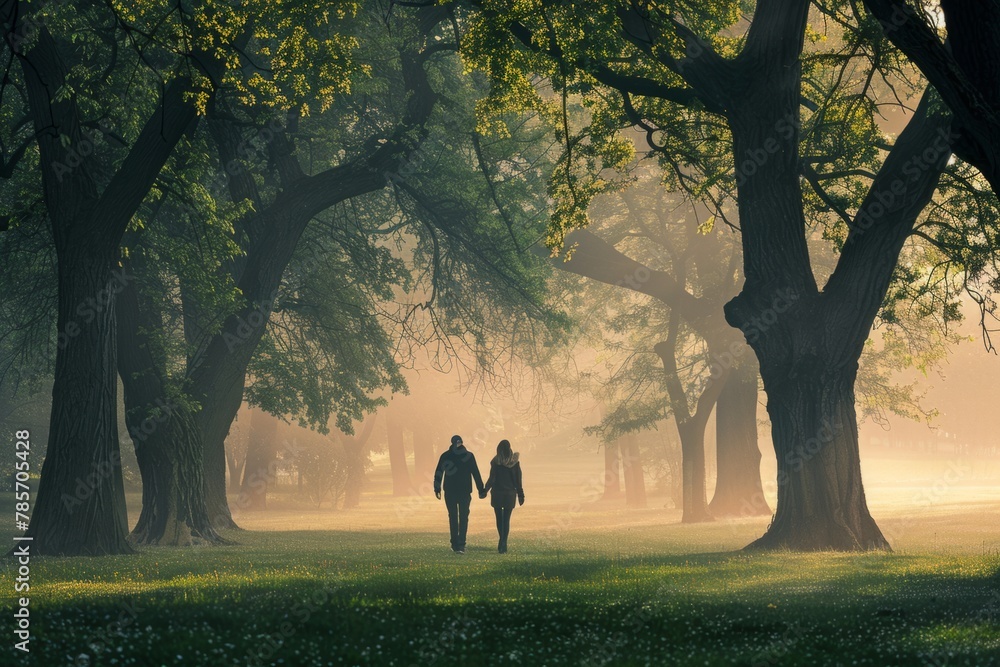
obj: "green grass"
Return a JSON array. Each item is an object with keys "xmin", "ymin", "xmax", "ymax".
[{"xmin": 2, "ymin": 512, "xmax": 999, "ymax": 667}]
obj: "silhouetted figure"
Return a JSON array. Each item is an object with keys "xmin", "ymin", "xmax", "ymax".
[
  {"xmin": 433, "ymin": 435, "xmax": 485, "ymax": 554},
  {"xmin": 481, "ymin": 439, "xmax": 524, "ymax": 554}
]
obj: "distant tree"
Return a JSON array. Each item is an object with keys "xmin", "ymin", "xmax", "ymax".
[{"xmin": 553, "ymin": 181, "xmax": 767, "ymax": 521}]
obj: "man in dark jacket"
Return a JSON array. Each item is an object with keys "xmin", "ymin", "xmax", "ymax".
[{"xmin": 433, "ymin": 435, "xmax": 485, "ymax": 554}]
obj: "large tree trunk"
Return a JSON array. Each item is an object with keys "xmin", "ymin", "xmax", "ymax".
[
  {"xmin": 27, "ymin": 250, "xmax": 133, "ymax": 555},
  {"xmin": 117, "ymin": 258, "xmax": 221, "ymax": 546},
  {"xmin": 620, "ymin": 435, "xmax": 647, "ymax": 508},
  {"xmin": 746, "ymin": 368, "xmax": 887, "ymax": 550},
  {"xmin": 385, "ymin": 410, "xmax": 412, "ymax": 496},
  {"xmin": 710, "ymin": 360, "xmax": 770, "ymax": 517},
  {"xmin": 200, "ymin": 393, "xmax": 244, "ymax": 530},
  {"xmin": 724, "ymin": 69, "xmax": 949, "ymax": 551},
  {"xmin": 602, "ymin": 441, "xmax": 622, "ymax": 500},
  {"xmin": 238, "ymin": 409, "xmax": 280, "ymax": 511},
  {"xmin": 127, "ymin": 406, "xmax": 221, "ymax": 546},
  {"xmin": 8, "ymin": 9, "xmax": 205, "ymax": 555}
]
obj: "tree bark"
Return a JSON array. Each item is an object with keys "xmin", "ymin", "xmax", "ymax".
[
  {"xmin": 27, "ymin": 250, "xmax": 132, "ymax": 555},
  {"xmin": 602, "ymin": 441, "xmax": 622, "ymax": 500},
  {"xmin": 746, "ymin": 369, "xmax": 887, "ymax": 550},
  {"xmin": 126, "ymin": 406, "xmax": 220, "ymax": 546},
  {"xmin": 675, "ymin": 418, "xmax": 710, "ymax": 522},
  {"xmin": 200, "ymin": 383, "xmax": 245, "ymax": 529},
  {"xmin": 385, "ymin": 410, "xmax": 412, "ymax": 496},
  {"xmin": 117, "ymin": 256, "xmax": 221, "ymax": 546},
  {"xmin": 710, "ymin": 360, "xmax": 770, "ymax": 517},
  {"xmin": 238, "ymin": 409, "xmax": 280, "ymax": 511}
]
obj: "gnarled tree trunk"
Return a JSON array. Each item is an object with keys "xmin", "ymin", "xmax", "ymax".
[
  {"xmin": 746, "ymin": 368, "xmax": 885, "ymax": 550},
  {"xmin": 117, "ymin": 257, "xmax": 221, "ymax": 546},
  {"xmin": 724, "ymin": 59, "xmax": 948, "ymax": 550}
]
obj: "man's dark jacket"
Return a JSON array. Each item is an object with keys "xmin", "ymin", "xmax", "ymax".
[{"xmin": 434, "ymin": 443, "xmax": 485, "ymax": 497}]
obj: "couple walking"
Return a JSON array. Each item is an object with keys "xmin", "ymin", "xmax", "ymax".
[{"xmin": 433, "ymin": 435, "xmax": 525, "ymax": 554}]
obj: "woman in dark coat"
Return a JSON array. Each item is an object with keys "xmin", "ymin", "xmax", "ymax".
[{"xmin": 481, "ymin": 440, "xmax": 524, "ymax": 553}]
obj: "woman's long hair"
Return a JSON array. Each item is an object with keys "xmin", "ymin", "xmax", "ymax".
[{"xmin": 494, "ymin": 439, "xmax": 518, "ymax": 467}]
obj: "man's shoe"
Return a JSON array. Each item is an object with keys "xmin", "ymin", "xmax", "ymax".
[{"xmin": 455, "ymin": 548, "xmax": 466, "ymax": 554}]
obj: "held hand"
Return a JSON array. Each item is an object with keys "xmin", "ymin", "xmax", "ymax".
[
  {"xmin": 479, "ymin": 490, "xmax": 487, "ymax": 500},
  {"xmin": 435, "ymin": 491, "xmax": 441, "ymax": 500}
]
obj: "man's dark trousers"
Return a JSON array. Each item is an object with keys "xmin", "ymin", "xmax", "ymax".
[{"xmin": 445, "ymin": 492, "xmax": 472, "ymax": 551}]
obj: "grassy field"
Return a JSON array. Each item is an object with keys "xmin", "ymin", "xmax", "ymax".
[{"xmin": 2, "ymin": 479, "xmax": 999, "ymax": 667}]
